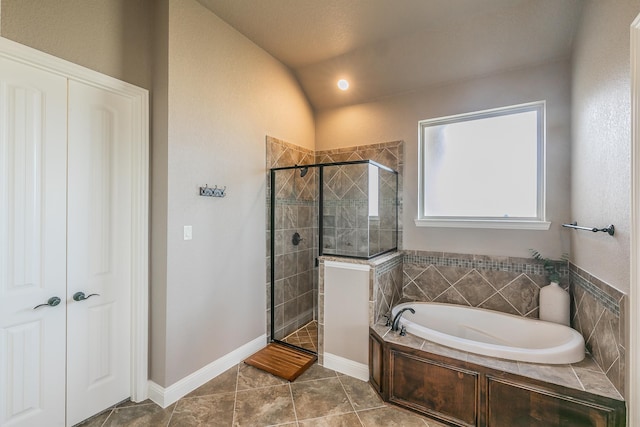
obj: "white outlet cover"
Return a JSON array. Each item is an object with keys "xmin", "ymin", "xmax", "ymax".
[{"xmin": 184, "ymin": 225, "xmax": 192, "ymax": 240}]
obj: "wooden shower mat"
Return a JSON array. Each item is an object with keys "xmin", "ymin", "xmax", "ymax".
[{"xmin": 244, "ymin": 343, "xmax": 317, "ymax": 381}]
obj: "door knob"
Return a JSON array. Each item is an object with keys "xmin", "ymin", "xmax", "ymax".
[
  {"xmin": 73, "ymin": 291, "xmax": 100, "ymax": 302},
  {"xmin": 33, "ymin": 296, "xmax": 62, "ymax": 309}
]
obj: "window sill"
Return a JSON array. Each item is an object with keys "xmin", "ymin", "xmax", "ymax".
[{"xmin": 414, "ymin": 219, "xmax": 551, "ymax": 230}]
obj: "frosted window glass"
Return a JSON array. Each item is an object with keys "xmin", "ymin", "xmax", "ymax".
[{"xmin": 419, "ymin": 102, "xmax": 544, "ymax": 221}]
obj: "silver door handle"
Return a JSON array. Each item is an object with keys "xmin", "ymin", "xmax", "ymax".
[
  {"xmin": 33, "ymin": 296, "xmax": 62, "ymax": 309},
  {"xmin": 73, "ymin": 292, "xmax": 100, "ymax": 302}
]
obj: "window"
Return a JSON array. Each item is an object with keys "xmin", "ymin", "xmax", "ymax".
[{"xmin": 416, "ymin": 101, "xmax": 549, "ymax": 230}]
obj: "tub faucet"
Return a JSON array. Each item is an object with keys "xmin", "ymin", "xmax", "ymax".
[{"xmin": 392, "ymin": 307, "xmax": 415, "ymax": 332}]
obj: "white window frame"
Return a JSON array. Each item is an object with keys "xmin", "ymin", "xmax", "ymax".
[{"xmin": 415, "ymin": 101, "xmax": 550, "ymax": 230}]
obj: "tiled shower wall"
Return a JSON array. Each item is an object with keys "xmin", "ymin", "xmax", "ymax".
[
  {"xmin": 316, "ymin": 141, "xmax": 403, "ymax": 253},
  {"xmin": 570, "ymin": 264, "xmax": 625, "ymax": 397},
  {"xmin": 266, "ymin": 136, "xmax": 317, "ymax": 340},
  {"xmin": 266, "ymin": 137, "xmax": 405, "ymax": 340},
  {"xmin": 321, "ymin": 163, "xmax": 398, "ymax": 257}
]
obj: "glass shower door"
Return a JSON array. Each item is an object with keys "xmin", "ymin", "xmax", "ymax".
[{"xmin": 270, "ymin": 166, "xmax": 318, "ymax": 353}]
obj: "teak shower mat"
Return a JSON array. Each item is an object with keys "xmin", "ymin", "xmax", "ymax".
[{"xmin": 244, "ymin": 343, "xmax": 317, "ymax": 381}]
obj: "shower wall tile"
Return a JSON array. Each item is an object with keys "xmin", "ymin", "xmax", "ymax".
[
  {"xmin": 316, "ymin": 141, "xmax": 403, "ymax": 256},
  {"xmin": 266, "ymin": 136, "xmax": 317, "ymax": 341},
  {"xmin": 266, "ymin": 137, "xmax": 404, "ymax": 343},
  {"xmin": 569, "ymin": 263, "xmax": 626, "ymax": 397}
]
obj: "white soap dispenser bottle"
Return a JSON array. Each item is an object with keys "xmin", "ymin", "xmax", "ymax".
[{"xmin": 539, "ymin": 281, "xmax": 570, "ymax": 326}]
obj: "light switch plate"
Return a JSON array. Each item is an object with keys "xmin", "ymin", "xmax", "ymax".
[{"xmin": 184, "ymin": 225, "xmax": 192, "ymax": 240}]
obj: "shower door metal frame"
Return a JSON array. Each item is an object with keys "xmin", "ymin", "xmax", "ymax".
[{"xmin": 269, "ymin": 160, "xmax": 399, "ymax": 351}]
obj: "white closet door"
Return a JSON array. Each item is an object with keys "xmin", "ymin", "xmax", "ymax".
[
  {"xmin": 0, "ymin": 58, "xmax": 68, "ymax": 426},
  {"xmin": 66, "ymin": 80, "xmax": 133, "ymax": 426}
]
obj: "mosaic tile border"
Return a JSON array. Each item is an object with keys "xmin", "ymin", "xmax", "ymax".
[
  {"xmin": 402, "ymin": 252, "xmax": 569, "ymax": 278},
  {"xmin": 570, "ymin": 271, "xmax": 620, "ymax": 316},
  {"xmin": 375, "ymin": 255, "xmax": 403, "ymax": 277}
]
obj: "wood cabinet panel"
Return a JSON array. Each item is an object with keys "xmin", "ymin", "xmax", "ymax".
[
  {"xmin": 369, "ymin": 332, "xmax": 384, "ymax": 394},
  {"xmin": 369, "ymin": 328, "xmax": 625, "ymax": 427},
  {"xmin": 487, "ymin": 377, "xmax": 622, "ymax": 427},
  {"xmin": 390, "ymin": 350, "xmax": 478, "ymax": 426}
]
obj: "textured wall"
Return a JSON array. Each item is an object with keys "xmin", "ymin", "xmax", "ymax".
[
  {"xmin": 316, "ymin": 60, "xmax": 572, "ymax": 260},
  {"xmin": 571, "ymin": 0, "xmax": 640, "ymax": 294},
  {"xmin": 155, "ymin": 0, "xmax": 314, "ymax": 387},
  {"xmin": 0, "ymin": 0, "xmax": 153, "ymax": 89}
]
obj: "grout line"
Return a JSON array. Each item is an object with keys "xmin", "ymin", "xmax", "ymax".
[
  {"xmin": 570, "ymin": 365, "xmax": 587, "ymax": 392},
  {"xmin": 475, "ymin": 291, "xmax": 498, "ymax": 308},
  {"xmin": 101, "ymin": 410, "xmax": 113, "ymax": 427},
  {"xmin": 165, "ymin": 399, "xmax": 177, "ymax": 426},
  {"xmin": 288, "ymin": 382, "xmax": 300, "ymax": 426},
  {"xmin": 231, "ymin": 363, "xmax": 240, "ymax": 426},
  {"xmin": 336, "ymin": 375, "xmax": 365, "ymax": 426}
]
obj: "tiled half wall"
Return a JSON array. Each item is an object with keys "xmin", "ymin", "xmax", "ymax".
[
  {"xmin": 570, "ymin": 264, "xmax": 626, "ymax": 397},
  {"xmin": 399, "ymin": 250, "xmax": 626, "ymax": 398},
  {"xmin": 401, "ymin": 250, "xmax": 566, "ymax": 318}
]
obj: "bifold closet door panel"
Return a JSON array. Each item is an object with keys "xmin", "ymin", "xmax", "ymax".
[
  {"xmin": 0, "ymin": 57, "xmax": 68, "ymax": 427},
  {"xmin": 66, "ymin": 80, "xmax": 133, "ymax": 427}
]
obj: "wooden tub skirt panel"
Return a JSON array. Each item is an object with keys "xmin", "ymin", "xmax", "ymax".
[{"xmin": 244, "ymin": 343, "xmax": 317, "ymax": 381}]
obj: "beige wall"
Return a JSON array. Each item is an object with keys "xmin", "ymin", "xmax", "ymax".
[
  {"xmin": 316, "ymin": 59, "xmax": 572, "ymax": 260},
  {"xmin": 571, "ymin": 0, "xmax": 640, "ymax": 295},
  {"xmin": 0, "ymin": 0, "xmax": 153, "ymax": 90},
  {"xmin": 157, "ymin": 0, "xmax": 314, "ymax": 386},
  {"xmin": 150, "ymin": 0, "xmax": 169, "ymax": 387},
  {"xmin": 1, "ymin": 0, "xmax": 315, "ymax": 389}
]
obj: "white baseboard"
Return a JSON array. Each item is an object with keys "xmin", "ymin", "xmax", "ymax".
[
  {"xmin": 148, "ymin": 334, "xmax": 266, "ymax": 408},
  {"xmin": 323, "ymin": 352, "xmax": 369, "ymax": 381}
]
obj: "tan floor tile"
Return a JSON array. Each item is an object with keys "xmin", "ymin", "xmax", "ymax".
[
  {"xmin": 185, "ymin": 366, "xmax": 238, "ymax": 398},
  {"xmin": 234, "ymin": 384, "xmax": 296, "ymax": 426},
  {"xmin": 358, "ymin": 406, "xmax": 429, "ymax": 426},
  {"xmin": 237, "ymin": 362, "xmax": 287, "ymax": 390},
  {"xmin": 295, "ymin": 363, "xmax": 337, "ymax": 382},
  {"xmin": 298, "ymin": 412, "xmax": 362, "ymax": 426},
  {"xmin": 291, "ymin": 377, "xmax": 353, "ymax": 420},
  {"xmin": 103, "ymin": 402, "xmax": 175, "ymax": 427},
  {"xmin": 170, "ymin": 394, "xmax": 234, "ymax": 427},
  {"xmin": 338, "ymin": 375, "xmax": 384, "ymax": 411},
  {"xmin": 74, "ymin": 410, "xmax": 112, "ymax": 427}
]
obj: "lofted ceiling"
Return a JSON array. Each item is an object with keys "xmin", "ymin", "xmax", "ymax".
[{"xmin": 197, "ymin": 0, "xmax": 584, "ymax": 111}]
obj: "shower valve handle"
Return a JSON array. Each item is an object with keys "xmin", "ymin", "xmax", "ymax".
[{"xmin": 292, "ymin": 232, "xmax": 303, "ymax": 246}]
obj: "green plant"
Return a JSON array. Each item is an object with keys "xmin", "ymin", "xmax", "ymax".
[{"xmin": 529, "ymin": 249, "xmax": 569, "ymax": 284}]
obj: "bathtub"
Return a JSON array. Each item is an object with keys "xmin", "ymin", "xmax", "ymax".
[{"xmin": 391, "ymin": 302, "xmax": 585, "ymax": 364}]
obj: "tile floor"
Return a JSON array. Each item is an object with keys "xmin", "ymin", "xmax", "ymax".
[
  {"xmin": 76, "ymin": 362, "xmax": 447, "ymax": 427},
  {"xmin": 281, "ymin": 321, "xmax": 318, "ymax": 353}
]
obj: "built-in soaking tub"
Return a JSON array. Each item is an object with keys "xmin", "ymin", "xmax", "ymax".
[{"xmin": 391, "ymin": 302, "xmax": 585, "ymax": 364}]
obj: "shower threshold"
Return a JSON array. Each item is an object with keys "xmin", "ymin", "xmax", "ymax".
[{"xmin": 281, "ymin": 321, "xmax": 318, "ymax": 353}]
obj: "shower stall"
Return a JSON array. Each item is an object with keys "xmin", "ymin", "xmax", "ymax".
[{"xmin": 269, "ymin": 160, "xmax": 399, "ymax": 353}]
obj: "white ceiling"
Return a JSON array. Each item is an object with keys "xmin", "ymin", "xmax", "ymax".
[{"xmin": 197, "ymin": 0, "xmax": 584, "ymax": 110}]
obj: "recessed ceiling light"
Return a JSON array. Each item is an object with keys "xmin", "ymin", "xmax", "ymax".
[{"xmin": 337, "ymin": 79, "xmax": 349, "ymax": 91}]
